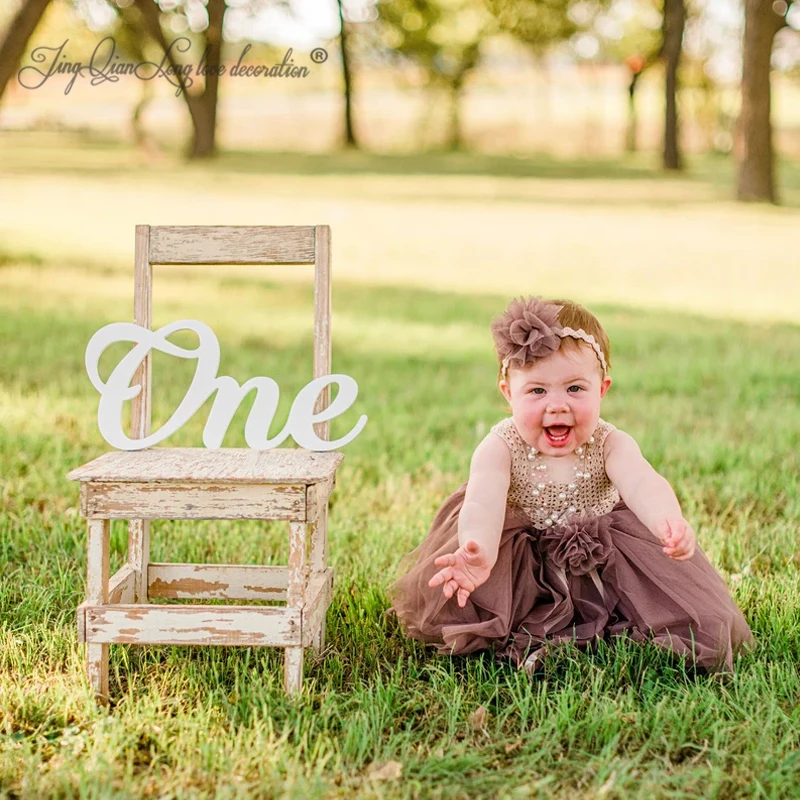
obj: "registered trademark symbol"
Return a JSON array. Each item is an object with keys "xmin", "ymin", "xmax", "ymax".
[{"xmin": 310, "ymin": 48, "xmax": 328, "ymax": 64}]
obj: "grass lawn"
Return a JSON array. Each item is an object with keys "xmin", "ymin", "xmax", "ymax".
[{"xmin": 1, "ymin": 134, "xmax": 799, "ymax": 798}]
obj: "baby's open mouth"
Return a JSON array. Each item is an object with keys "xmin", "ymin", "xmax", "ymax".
[{"xmin": 544, "ymin": 425, "xmax": 572, "ymax": 446}]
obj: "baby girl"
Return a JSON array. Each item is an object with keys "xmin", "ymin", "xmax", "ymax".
[{"xmin": 387, "ymin": 296, "xmax": 754, "ymax": 674}]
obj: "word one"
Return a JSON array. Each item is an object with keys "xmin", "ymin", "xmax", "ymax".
[{"xmin": 86, "ymin": 320, "xmax": 367, "ymax": 451}]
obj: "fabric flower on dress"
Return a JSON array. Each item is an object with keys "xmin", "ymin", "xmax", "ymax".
[
  {"xmin": 538, "ymin": 514, "xmax": 613, "ymax": 576},
  {"xmin": 491, "ymin": 296, "xmax": 563, "ymax": 370}
]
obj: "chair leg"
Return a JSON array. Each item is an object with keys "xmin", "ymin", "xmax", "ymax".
[
  {"xmin": 311, "ymin": 617, "xmax": 326, "ymax": 654},
  {"xmin": 310, "ymin": 503, "xmax": 328, "ymax": 655},
  {"xmin": 284, "ymin": 646, "xmax": 304, "ymax": 694},
  {"xmin": 86, "ymin": 519, "xmax": 110, "ymax": 703},
  {"xmin": 310, "ymin": 502, "xmax": 328, "ymax": 572},
  {"xmin": 285, "ymin": 521, "xmax": 308, "ymax": 694},
  {"xmin": 311, "ymin": 620, "xmax": 325, "ymax": 655},
  {"xmin": 87, "ymin": 643, "xmax": 109, "ymax": 703},
  {"xmin": 128, "ymin": 519, "xmax": 150, "ymax": 603}
]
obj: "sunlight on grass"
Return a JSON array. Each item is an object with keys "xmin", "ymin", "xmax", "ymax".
[
  {"xmin": 2, "ymin": 135, "xmax": 800, "ymax": 326},
  {"xmin": 0, "ymin": 265, "xmax": 489, "ymax": 364}
]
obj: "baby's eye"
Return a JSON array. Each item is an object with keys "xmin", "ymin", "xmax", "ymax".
[
  {"xmin": 567, "ymin": 385, "xmax": 583, "ymax": 393},
  {"xmin": 528, "ymin": 387, "xmax": 545, "ymax": 395}
]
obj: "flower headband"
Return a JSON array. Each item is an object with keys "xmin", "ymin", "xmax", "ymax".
[{"xmin": 491, "ymin": 296, "xmax": 608, "ymax": 379}]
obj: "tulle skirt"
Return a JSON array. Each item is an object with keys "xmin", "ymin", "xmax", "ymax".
[{"xmin": 386, "ymin": 483, "xmax": 755, "ymax": 674}]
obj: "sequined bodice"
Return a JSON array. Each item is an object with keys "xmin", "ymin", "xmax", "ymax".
[{"xmin": 490, "ymin": 417, "xmax": 620, "ymax": 528}]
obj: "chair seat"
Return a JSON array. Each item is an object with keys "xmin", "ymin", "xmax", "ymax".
[
  {"xmin": 67, "ymin": 447, "xmax": 343, "ymax": 485},
  {"xmin": 68, "ymin": 448, "xmax": 342, "ymax": 522}
]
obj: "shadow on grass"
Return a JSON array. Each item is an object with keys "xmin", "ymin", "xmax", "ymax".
[
  {"xmin": 97, "ymin": 576, "xmax": 721, "ymax": 717},
  {"xmin": 0, "ymin": 129, "xmax": 654, "ymax": 180},
  {"xmin": 5, "ymin": 129, "xmax": 800, "ymax": 206},
  {"xmin": 205, "ymin": 148, "xmax": 663, "ymax": 181}
]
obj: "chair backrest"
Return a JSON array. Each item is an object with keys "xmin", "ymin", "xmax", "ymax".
[{"xmin": 131, "ymin": 224, "xmax": 332, "ymax": 445}]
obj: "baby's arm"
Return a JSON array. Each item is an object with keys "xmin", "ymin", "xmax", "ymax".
[
  {"xmin": 457, "ymin": 432, "xmax": 512, "ymax": 570},
  {"xmin": 428, "ymin": 434, "xmax": 511, "ymax": 606},
  {"xmin": 603, "ymin": 429, "xmax": 683, "ymax": 542}
]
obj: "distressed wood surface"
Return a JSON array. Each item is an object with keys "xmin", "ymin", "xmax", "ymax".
[
  {"xmin": 132, "ymin": 224, "xmax": 152, "ymax": 441},
  {"xmin": 313, "ymin": 225, "xmax": 332, "ymax": 442},
  {"xmin": 73, "ymin": 223, "xmax": 342, "ymax": 701},
  {"xmin": 302, "ymin": 569, "xmax": 333, "ymax": 648},
  {"xmin": 84, "ymin": 604, "xmax": 300, "ymax": 646},
  {"xmin": 285, "ymin": 521, "xmax": 308, "ymax": 693},
  {"xmin": 128, "ymin": 520, "xmax": 150, "ymax": 602},
  {"xmin": 108, "ymin": 564, "xmax": 136, "ymax": 604},
  {"xmin": 68, "ymin": 449, "xmax": 343, "ymax": 484},
  {"xmin": 284, "ymin": 647, "xmax": 303, "ymax": 694},
  {"xmin": 149, "ymin": 226, "xmax": 317, "ymax": 265},
  {"xmin": 77, "ymin": 601, "xmax": 88, "ymax": 643},
  {"xmin": 86, "ymin": 519, "xmax": 109, "ymax": 703},
  {"xmin": 148, "ymin": 563, "xmax": 289, "ymax": 600},
  {"xmin": 309, "ymin": 495, "xmax": 329, "ymax": 569},
  {"xmin": 83, "ymin": 481, "xmax": 306, "ymax": 521},
  {"xmin": 287, "ymin": 522, "xmax": 308, "ymax": 607},
  {"xmin": 306, "ymin": 477, "xmax": 334, "ymax": 525},
  {"xmin": 309, "ymin": 499, "xmax": 329, "ymax": 652},
  {"xmin": 130, "ymin": 226, "xmax": 153, "ymax": 603}
]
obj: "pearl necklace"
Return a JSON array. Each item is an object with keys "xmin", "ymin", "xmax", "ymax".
[{"xmin": 526, "ymin": 434, "xmax": 595, "ymax": 527}]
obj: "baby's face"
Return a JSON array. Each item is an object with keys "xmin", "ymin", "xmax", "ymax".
[{"xmin": 499, "ymin": 345, "xmax": 612, "ymax": 457}]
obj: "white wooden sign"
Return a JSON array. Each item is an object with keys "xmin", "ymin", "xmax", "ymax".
[{"xmin": 85, "ymin": 319, "xmax": 368, "ymax": 451}]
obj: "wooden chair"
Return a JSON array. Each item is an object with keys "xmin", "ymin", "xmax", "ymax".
[{"xmin": 67, "ymin": 225, "xmax": 341, "ymax": 702}]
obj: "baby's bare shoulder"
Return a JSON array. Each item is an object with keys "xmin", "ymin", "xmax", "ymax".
[
  {"xmin": 465, "ymin": 432, "xmax": 511, "ymax": 499},
  {"xmin": 464, "ymin": 432, "xmax": 511, "ymax": 485},
  {"xmin": 603, "ymin": 428, "xmax": 641, "ymax": 458},
  {"xmin": 474, "ymin": 429, "xmax": 512, "ymax": 467},
  {"xmin": 604, "ymin": 429, "xmax": 652, "ymax": 484}
]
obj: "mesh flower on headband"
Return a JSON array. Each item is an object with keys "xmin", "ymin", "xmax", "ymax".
[{"xmin": 491, "ymin": 296, "xmax": 564, "ymax": 370}]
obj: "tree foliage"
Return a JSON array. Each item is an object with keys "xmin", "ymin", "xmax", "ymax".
[
  {"xmin": 377, "ymin": 0, "xmax": 495, "ymax": 148},
  {"xmin": 378, "ymin": 0, "xmax": 494, "ymax": 81},
  {"xmin": 486, "ymin": 0, "xmax": 580, "ymax": 53}
]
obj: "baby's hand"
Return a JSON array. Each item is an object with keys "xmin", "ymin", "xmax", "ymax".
[
  {"xmin": 428, "ymin": 540, "xmax": 493, "ymax": 608},
  {"xmin": 657, "ymin": 516, "xmax": 696, "ymax": 561}
]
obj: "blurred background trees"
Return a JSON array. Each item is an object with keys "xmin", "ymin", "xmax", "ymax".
[
  {"xmin": 0, "ymin": 0, "xmax": 52, "ymax": 105},
  {"xmin": 130, "ymin": 0, "xmax": 227, "ymax": 158},
  {"xmin": 1, "ymin": 0, "xmax": 800, "ymax": 203},
  {"xmin": 376, "ymin": 0, "xmax": 496, "ymax": 150}
]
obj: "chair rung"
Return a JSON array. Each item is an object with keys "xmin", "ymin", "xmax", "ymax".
[
  {"xmin": 109, "ymin": 564, "xmax": 136, "ymax": 603},
  {"xmin": 82, "ymin": 604, "xmax": 301, "ymax": 646},
  {"xmin": 148, "ymin": 563, "xmax": 289, "ymax": 601}
]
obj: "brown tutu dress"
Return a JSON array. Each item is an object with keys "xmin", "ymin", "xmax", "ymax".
[{"xmin": 386, "ymin": 418, "xmax": 755, "ymax": 674}]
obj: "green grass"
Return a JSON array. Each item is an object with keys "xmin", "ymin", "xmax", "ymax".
[{"xmin": 1, "ymin": 138, "xmax": 800, "ymax": 798}]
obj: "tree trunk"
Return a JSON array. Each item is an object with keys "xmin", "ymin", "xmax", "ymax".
[
  {"xmin": 625, "ymin": 71, "xmax": 640, "ymax": 152},
  {"xmin": 533, "ymin": 54, "xmax": 552, "ymax": 131},
  {"xmin": 445, "ymin": 78, "xmax": 464, "ymax": 150},
  {"xmin": 133, "ymin": 0, "xmax": 224, "ymax": 159},
  {"xmin": 662, "ymin": 0, "xmax": 686, "ymax": 170},
  {"xmin": 190, "ymin": 0, "xmax": 224, "ymax": 158},
  {"xmin": 131, "ymin": 82, "xmax": 152, "ymax": 146},
  {"xmin": 336, "ymin": 0, "xmax": 356, "ymax": 148},
  {"xmin": 0, "ymin": 0, "xmax": 52, "ymax": 106},
  {"xmin": 736, "ymin": 0, "xmax": 787, "ymax": 203},
  {"xmin": 115, "ymin": 6, "xmax": 157, "ymax": 152}
]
